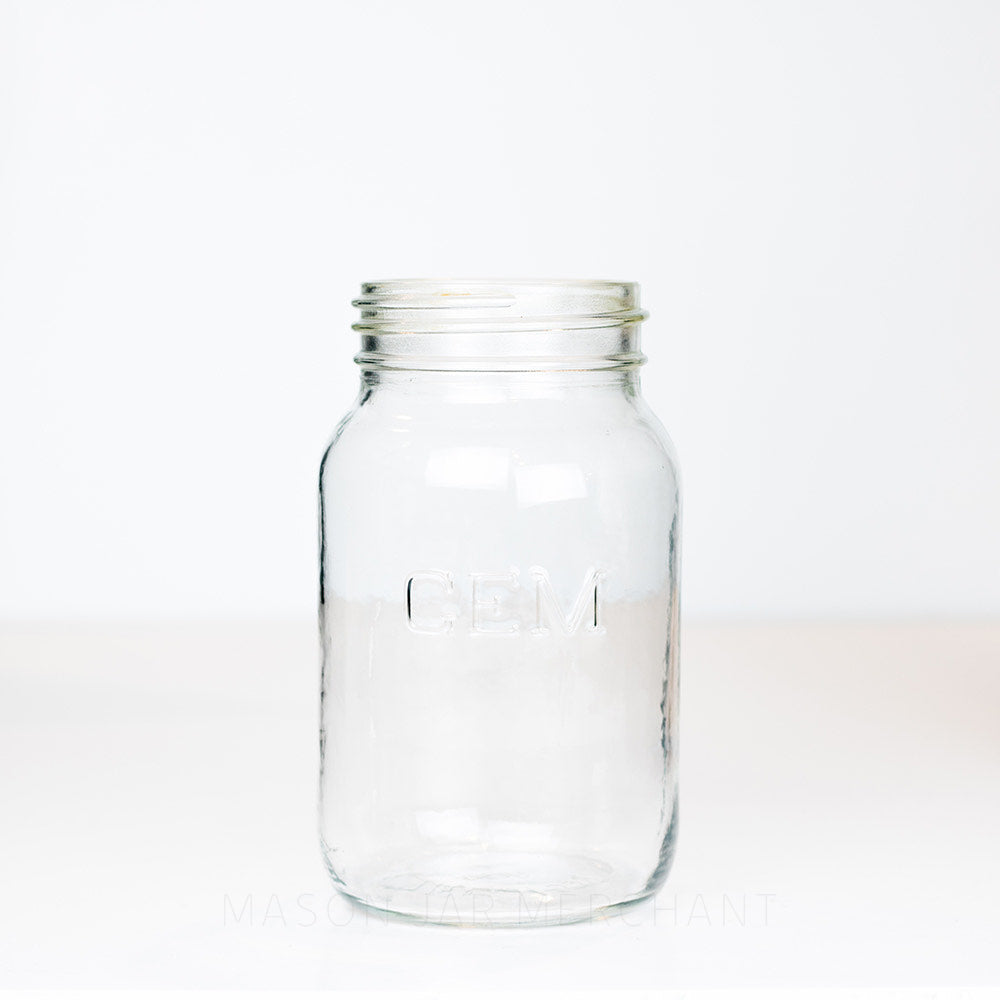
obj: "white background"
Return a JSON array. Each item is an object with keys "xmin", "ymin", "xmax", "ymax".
[
  {"xmin": 2, "ymin": 0, "xmax": 999, "ymax": 622},
  {"xmin": 2, "ymin": 4, "xmax": 1000, "ymax": 993}
]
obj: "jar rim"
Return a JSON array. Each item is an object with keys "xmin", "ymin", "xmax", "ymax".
[{"xmin": 352, "ymin": 279, "xmax": 648, "ymax": 334}]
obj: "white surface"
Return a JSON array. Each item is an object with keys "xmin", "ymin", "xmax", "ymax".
[
  {"xmin": 1, "ymin": 621, "xmax": 998, "ymax": 989},
  {"xmin": 2, "ymin": 1, "xmax": 1000, "ymax": 621}
]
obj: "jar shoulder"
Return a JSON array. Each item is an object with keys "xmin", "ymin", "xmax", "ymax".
[
  {"xmin": 629, "ymin": 396, "xmax": 682, "ymax": 482},
  {"xmin": 321, "ymin": 390, "xmax": 679, "ymax": 490}
]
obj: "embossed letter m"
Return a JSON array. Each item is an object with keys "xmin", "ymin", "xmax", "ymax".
[{"xmin": 530, "ymin": 566, "xmax": 605, "ymax": 636}]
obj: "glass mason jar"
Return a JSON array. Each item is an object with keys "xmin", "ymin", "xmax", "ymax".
[{"xmin": 319, "ymin": 280, "xmax": 680, "ymax": 927}]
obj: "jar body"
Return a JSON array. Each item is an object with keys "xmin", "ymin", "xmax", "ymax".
[{"xmin": 319, "ymin": 367, "xmax": 680, "ymax": 926}]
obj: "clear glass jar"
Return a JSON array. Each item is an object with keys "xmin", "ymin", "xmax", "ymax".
[{"xmin": 319, "ymin": 280, "xmax": 680, "ymax": 927}]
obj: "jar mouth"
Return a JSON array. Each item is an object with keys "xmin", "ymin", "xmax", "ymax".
[{"xmin": 352, "ymin": 279, "xmax": 648, "ymax": 334}]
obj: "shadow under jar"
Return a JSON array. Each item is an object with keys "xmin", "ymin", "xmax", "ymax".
[{"xmin": 319, "ymin": 280, "xmax": 681, "ymax": 927}]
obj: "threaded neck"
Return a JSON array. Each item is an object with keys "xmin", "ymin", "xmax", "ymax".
[{"xmin": 352, "ymin": 279, "xmax": 648, "ymax": 372}]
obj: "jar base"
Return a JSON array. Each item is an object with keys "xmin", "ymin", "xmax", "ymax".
[{"xmin": 328, "ymin": 849, "xmax": 662, "ymax": 928}]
